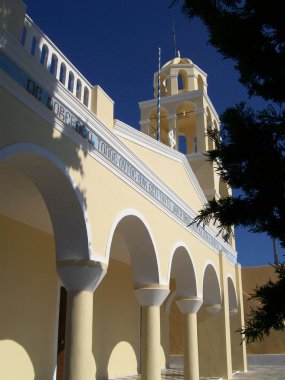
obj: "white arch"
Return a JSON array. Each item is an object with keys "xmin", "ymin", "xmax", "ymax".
[
  {"xmin": 227, "ymin": 275, "xmax": 238, "ymax": 310},
  {"xmin": 0, "ymin": 143, "xmax": 93, "ymax": 261},
  {"xmin": 202, "ymin": 260, "xmax": 222, "ymax": 305},
  {"xmin": 105, "ymin": 208, "xmax": 163, "ymax": 285},
  {"xmin": 167, "ymin": 241, "xmax": 199, "ymax": 298},
  {"xmin": 167, "ymin": 241, "xmax": 197, "ymax": 283}
]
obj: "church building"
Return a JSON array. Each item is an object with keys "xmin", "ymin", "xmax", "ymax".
[{"xmin": 0, "ymin": 1, "xmax": 247, "ymax": 379}]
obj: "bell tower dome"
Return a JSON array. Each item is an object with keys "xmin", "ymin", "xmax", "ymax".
[{"xmin": 138, "ymin": 56, "xmax": 232, "ymax": 206}]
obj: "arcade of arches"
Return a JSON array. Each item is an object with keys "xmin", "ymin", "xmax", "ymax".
[{"xmin": 0, "ymin": 1, "xmax": 246, "ymax": 380}]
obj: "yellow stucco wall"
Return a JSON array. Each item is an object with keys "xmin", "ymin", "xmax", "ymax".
[
  {"xmin": 92, "ymin": 259, "xmax": 140, "ymax": 379},
  {"xmin": 242, "ymin": 266, "xmax": 285, "ymax": 354},
  {"xmin": 169, "ymin": 301, "xmax": 184, "ymax": 355},
  {"xmin": 0, "ymin": 36, "xmax": 243, "ymax": 379},
  {"xmin": 0, "ymin": 213, "xmax": 171, "ymax": 380},
  {"xmin": 91, "ymin": 85, "xmax": 114, "ymax": 130},
  {"xmin": 0, "ymin": 214, "xmax": 58, "ymax": 380},
  {"xmin": 0, "ymin": 81, "xmax": 227, "ymax": 290}
]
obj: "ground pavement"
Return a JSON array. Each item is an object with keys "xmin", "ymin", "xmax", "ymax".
[{"xmin": 112, "ymin": 366, "xmax": 285, "ymax": 380}]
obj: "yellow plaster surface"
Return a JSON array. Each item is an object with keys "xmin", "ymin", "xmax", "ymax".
[{"xmin": 0, "ymin": 215, "xmax": 58, "ymax": 380}]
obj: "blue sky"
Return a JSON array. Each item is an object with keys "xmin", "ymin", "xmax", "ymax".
[{"xmin": 22, "ymin": 0, "xmax": 282, "ymax": 267}]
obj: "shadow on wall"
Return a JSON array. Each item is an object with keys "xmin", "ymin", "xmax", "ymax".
[
  {"xmin": 0, "ymin": 1, "xmax": 96, "ymax": 379},
  {"xmin": 92, "ymin": 259, "xmax": 140, "ymax": 379},
  {"xmin": 0, "ymin": 0, "xmax": 90, "ymax": 204},
  {"xmin": 0, "ymin": 0, "xmax": 96, "ymax": 264},
  {"xmin": 0, "ymin": 216, "xmax": 59, "ymax": 380}
]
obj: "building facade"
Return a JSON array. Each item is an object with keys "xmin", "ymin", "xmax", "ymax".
[{"xmin": 0, "ymin": 1, "xmax": 246, "ymax": 379}]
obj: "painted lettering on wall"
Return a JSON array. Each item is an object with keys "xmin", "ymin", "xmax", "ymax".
[{"xmin": 0, "ymin": 51, "xmax": 237, "ymax": 264}]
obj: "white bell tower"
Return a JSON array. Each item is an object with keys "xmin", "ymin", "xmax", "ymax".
[{"xmin": 139, "ymin": 56, "xmax": 232, "ymax": 204}]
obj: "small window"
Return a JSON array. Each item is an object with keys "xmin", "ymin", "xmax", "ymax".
[
  {"xmin": 21, "ymin": 26, "xmax": 27, "ymax": 46},
  {"xmin": 177, "ymin": 70, "xmax": 188, "ymax": 91},
  {"xmin": 178, "ymin": 135, "xmax": 187, "ymax": 154},
  {"xmin": 68, "ymin": 72, "xmax": 74, "ymax": 92},
  {"xmin": 31, "ymin": 36, "xmax": 37, "ymax": 56},
  {"xmin": 50, "ymin": 54, "xmax": 58, "ymax": 77},
  {"xmin": 76, "ymin": 79, "xmax": 82, "ymax": 100},
  {"xmin": 178, "ymin": 74, "xmax": 184, "ymax": 90},
  {"xmin": 40, "ymin": 44, "xmax": 49, "ymax": 66},
  {"xmin": 59, "ymin": 63, "xmax": 66, "ymax": 85},
  {"xmin": 83, "ymin": 87, "xmax": 89, "ymax": 107}
]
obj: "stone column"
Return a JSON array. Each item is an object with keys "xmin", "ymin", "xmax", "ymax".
[
  {"xmin": 176, "ymin": 297, "xmax": 203, "ymax": 380},
  {"xmin": 57, "ymin": 259, "xmax": 107, "ymax": 380},
  {"xmin": 187, "ymin": 74, "xmax": 197, "ymax": 91},
  {"xmin": 232, "ymin": 264, "xmax": 247, "ymax": 372},
  {"xmin": 167, "ymin": 74, "xmax": 178, "ymax": 95},
  {"xmin": 134, "ymin": 284, "xmax": 169, "ymax": 380},
  {"xmin": 219, "ymin": 253, "xmax": 233, "ymax": 379}
]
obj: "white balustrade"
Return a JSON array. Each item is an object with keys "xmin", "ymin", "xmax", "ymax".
[{"xmin": 21, "ymin": 15, "xmax": 92, "ymax": 109}]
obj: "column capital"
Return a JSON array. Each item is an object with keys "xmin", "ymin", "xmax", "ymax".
[
  {"xmin": 57, "ymin": 259, "xmax": 107, "ymax": 292},
  {"xmin": 205, "ymin": 303, "xmax": 222, "ymax": 314},
  {"xmin": 176, "ymin": 297, "xmax": 203, "ymax": 315},
  {"xmin": 134, "ymin": 284, "xmax": 169, "ymax": 306}
]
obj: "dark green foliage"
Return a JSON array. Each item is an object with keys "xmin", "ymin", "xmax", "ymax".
[
  {"xmin": 181, "ymin": 0, "xmax": 285, "ymax": 103},
  {"xmin": 178, "ymin": 0, "xmax": 285, "ymax": 246},
  {"xmin": 195, "ymin": 103, "xmax": 285, "ymax": 247},
  {"xmin": 178, "ymin": 0, "xmax": 285, "ymax": 341},
  {"xmin": 240, "ymin": 263, "xmax": 285, "ymax": 343}
]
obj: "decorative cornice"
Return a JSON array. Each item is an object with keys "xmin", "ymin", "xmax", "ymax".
[
  {"xmin": 139, "ymin": 90, "xmax": 219, "ymax": 125},
  {"xmin": 139, "ymin": 90, "xmax": 203, "ymax": 108},
  {"xmin": 204, "ymin": 93, "xmax": 220, "ymax": 122},
  {"xmin": 114, "ymin": 121, "xmax": 237, "ymax": 264},
  {"xmin": 114, "ymin": 120, "xmax": 207, "ymax": 203},
  {"xmin": 0, "ymin": 28, "xmax": 237, "ymax": 265}
]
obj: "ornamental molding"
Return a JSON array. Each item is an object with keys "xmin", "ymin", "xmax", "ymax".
[
  {"xmin": 114, "ymin": 119, "xmax": 207, "ymax": 204},
  {"xmin": 139, "ymin": 90, "xmax": 203, "ymax": 108},
  {"xmin": 0, "ymin": 28, "xmax": 237, "ymax": 265},
  {"xmin": 139, "ymin": 91, "xmax": 219, "ymax": 123}
]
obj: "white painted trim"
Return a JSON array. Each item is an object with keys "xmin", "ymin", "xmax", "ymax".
[
  {"xmin": 94, "ymin": 84, "xmax": 115, "ymax": 104},
  {"xmin": 104, "ymin": 208, "xmax": 165, "ymax": 285},
  {"xmin": 201, "ymin": 260, "xmax": 222, "ymax": 302},
  {"xmin": 24, "ymin": 16, "xmax": 93, "ymax": 88},
  {"xmin": 204, "ymin": 92, "xmax": 220, "ymax": 122},
  {"xmin": 227, "ymin": 274, "xmax": 238, "ymax": 308},
  {"xmin": 139, "ymin": 91, "xmax": 219, "ymax": 124},
  {"xmin": 0, "ymin": 41, "xmax": 237, "ymax": 265},
  {"xmin": 114, "ymin": 119, "xmax": 208, "ymax": 205},
  {"xmin": 167, "ymin": 241, "xmax": 199, "ymax": 296},
  {"xmin": 0, "ymin": 142, "xmax": 94, "ymax": 260},
  {"xmin": 139, "ymin": 89, "xmax": 203, "ymax": 108}
]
